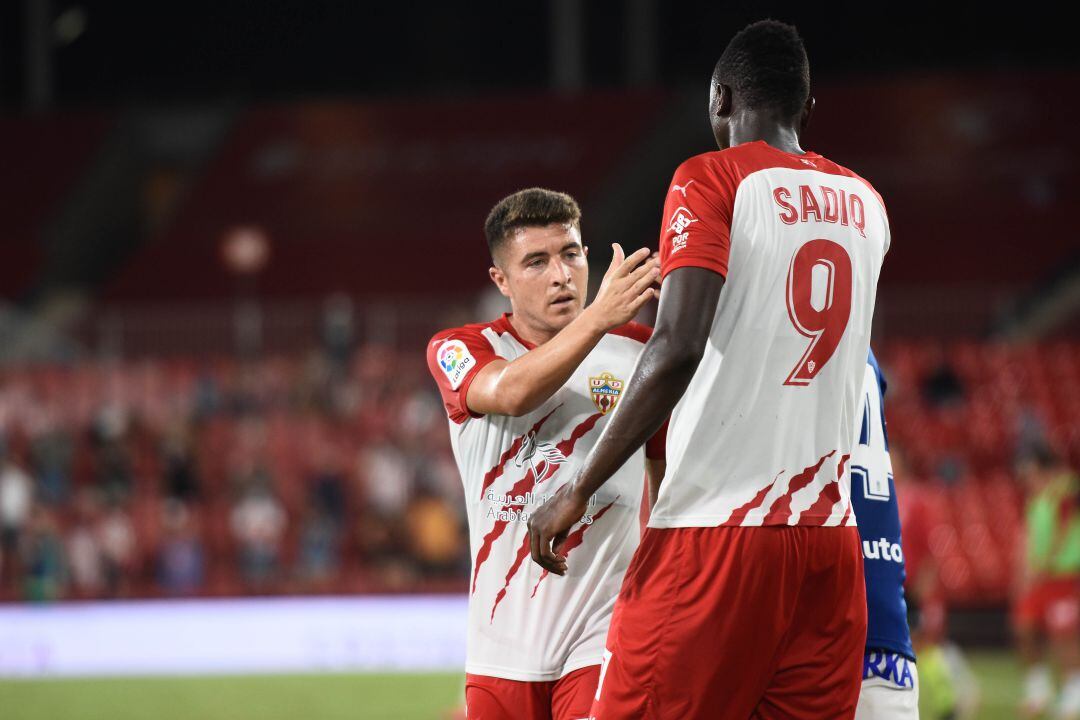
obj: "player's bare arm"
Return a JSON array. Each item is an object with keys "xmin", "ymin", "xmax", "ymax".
[
  {"xmin": 528, "ymin": 266, "xmax": 724, "ymax": 574},
  {"xmin": 465, "ymin": 244, "xmax": 658, "ymax": 417}
]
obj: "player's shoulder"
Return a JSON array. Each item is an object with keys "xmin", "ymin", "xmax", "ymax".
[
  {"xmin": 813, "ymin": 156, "xmax": 887, "ymax": 211},
  {"xmin": 605, "ymin": 321, "xmax": 653, "ymax": 345},
  {"xmin": 429, "ymin": 320, "xmax": 487, "ymax": 344},
  {"xmin": 673, "ymin": 143, "xmax": 803, "ymax": 190},
  {"xmin": 672, "ymin": 149, "xmax": 738, "ymax": 182},
  {"xmin": 427, "ymin": 318, "xmax": 501, "ymax": 355}
]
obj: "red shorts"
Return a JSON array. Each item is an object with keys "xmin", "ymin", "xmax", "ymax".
[
  {"xmin": 1014, "ymin": 577, "xmax": 1080, "ymax": 637},
  {"xmin": 465, "ymin": 665, "xmax": 599, "ymax": 720},
  {"xmin": 592, "ymin": 525, "xmax": 867, "ymax": 720}
]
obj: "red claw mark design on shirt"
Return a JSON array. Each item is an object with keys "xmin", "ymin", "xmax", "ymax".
[
  {"xmin": 803, "ymin": 453, "xmax": 851, "ymax": 525},
  {"xmin": 471, "ymin": 411, "xmax": 604, "ymax": 596},
  {"xmin": 722, "ymin": 449, "xmax": 849, "ymax": 526},
  {"xmin": 762, "ymin": 450, "xmax": 837, "ymax": 525},
  {"xmin": 529, "ymin": 499, "xmax": 618, "ymax": 599},
  {"xmin": 724, "ymin": 471, "xmax": 785, "ymax": 526},
  {"xmin": 490, "ymin": 535, "xmax": 533, "ymax": 622}
]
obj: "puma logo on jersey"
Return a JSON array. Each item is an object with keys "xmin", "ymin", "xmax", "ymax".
[
  {"xmin": 671, "ymin": 180, "xmax": 695, "ymax": 196},
  {"xmin": 514, "ymin": 430, "xmax": 567, "ymax": 476}
]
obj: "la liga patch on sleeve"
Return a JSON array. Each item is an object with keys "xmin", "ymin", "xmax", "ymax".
[{"xmin": 437, "ymin": 339, "xmax": 476, "ymax": 390}]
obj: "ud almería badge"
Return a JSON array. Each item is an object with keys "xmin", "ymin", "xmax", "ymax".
[{"xmin": 589, "ymin": 372, "xmax": 624, "ymax": 415}]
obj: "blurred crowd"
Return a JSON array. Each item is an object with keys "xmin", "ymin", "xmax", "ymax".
[
  {"xmin": 0, "ymin": 345, "xmax": 468, "ymax": 601},
  {"xmin": 0, "ymin": 338, "xmax": 1077, "ymax": 604}
]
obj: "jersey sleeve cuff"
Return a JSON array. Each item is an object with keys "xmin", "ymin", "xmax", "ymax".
[
  {"xmin": 661, "ymin": 254, "xmax": 728, "ymax": 280},
  {"xmin": 455, "ymin": 354, "xmax": 497, "ymax": 421}
]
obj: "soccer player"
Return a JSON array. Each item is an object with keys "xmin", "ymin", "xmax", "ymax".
[
  {"xmin": 1015, "ymin": 446, "xmax": 1080, "ymax": 719},
  {"xmin": 426, "ymin": 188, "xmax": 666, "ymax": 720},
  {"xmin": 529, "ymin": 20, "xmax": 888, "ymax": 719},
  {"xmin": 852, "ymin": 349, "xmax": 918, "ymax": 719}
]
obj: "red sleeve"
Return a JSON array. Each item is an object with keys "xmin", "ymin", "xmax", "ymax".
[
  {"xmin": 426, "ymin": 326, "xmax": 500, "ymax": 424},
  {"xmin": 645, "ymin": 417, "xmax": 668, "ymax": 460},
  {"xmin": 659, "ymin": 154, "xmax": 735, "ymax": 280}
]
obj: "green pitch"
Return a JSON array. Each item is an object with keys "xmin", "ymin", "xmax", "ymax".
[{"xmin": 0, "ymin": 652, "xmax": 1020, "ymax": 720}]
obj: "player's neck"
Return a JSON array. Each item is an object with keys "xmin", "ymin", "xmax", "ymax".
[
  {"xmin": 507, "ymin": 312, "xmax": 557, "ymax": 347},
  {"xmin": 727, "ymin": 113, "xmax": 805, "ymax": 155}
]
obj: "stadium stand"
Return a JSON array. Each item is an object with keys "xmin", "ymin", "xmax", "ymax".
[{"xmin": 1, "ymin": 340, "xmax": 1076, "ymax": 605}]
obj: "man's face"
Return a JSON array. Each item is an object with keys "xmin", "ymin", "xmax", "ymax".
[{"xmin": 490, "ymin": 223, "xmax": 588, "ymax": 335}]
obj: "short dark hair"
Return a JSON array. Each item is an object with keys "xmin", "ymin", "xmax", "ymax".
[
  {"xmin": 484, "ymin": 188, "xmax": 581, "ymax": 260},
  {"xmin": 714, "ymin": 19, "xmax": 810, "ymax": 121}
]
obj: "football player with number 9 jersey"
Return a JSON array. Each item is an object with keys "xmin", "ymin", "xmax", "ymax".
[{"xmin": 528, "ymin": 20, "xmax": 889, "ymax": 719}]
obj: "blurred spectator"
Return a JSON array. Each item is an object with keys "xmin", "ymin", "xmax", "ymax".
[
  {"xmin": 29, "ymin": 421, "xmax": 73, "ymax": 505},
  {"xmin": 162, "ymin": 419, "xmax": 200, "ymax": 500},
  {"xmin": 360, "ymin": 442, "xmax": 411, "ymax": 518},
  {"xmin": 922, "ymin": 352, "xmax": 966, "ymax": 408},
  {"xmin": 0, "ymin": 440, "xmax": 33, "ymax": 587},
  {"xmin": 66, "ymin": 490, "xmax": 106, "ymax": 597},
  {"xmin": 1015, "ymin": 406, "xmax": 1050, "ymax": 468},
  {"xmin": 90, "ymin": 403, "xmax": 134, "ymax": 501},
  {"xmin": 158, "ymin": 499, "xmax": 204, "ymax": 596},
  {"xmin": 322, "ymin": 293, "xmax": 355, "ymax": 371},
  {"xmin": 21, "ymin": 506, "xmax": 67, "ymax": 602},
  {"xmin": 230, "ymin": 477, "xmax": 287, "ymax": 591},
  {"xmin": 297, "ymin": 505, "xmax": 340, "ymax": 591},
  {"xmin": 99, "ymin": 500, "xmax": 136, "ymax": 597},
  {"xmin": 308, "ymin": 441, "xmax": 346, "ymax": 525},
  {"xmin": 405, "ymin": 488, "xmax": 465, "ymax": 578}
]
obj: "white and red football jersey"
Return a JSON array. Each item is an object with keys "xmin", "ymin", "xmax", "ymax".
[
  {"xmin": 426, "ymin": 314, "xmax": 664, "ymax": 682},
  {"xmin": 650, "ymin": 140, "xmax": 889, "ymax": 529}
]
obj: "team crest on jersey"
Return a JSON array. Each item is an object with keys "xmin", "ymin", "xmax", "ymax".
[
  {"xmin": 589, "ymin": 372, "xmax": 624, "ymax": 415},
  {"xmin": 437, "ymin": 339, "xmax": 475, "ymax": 390}
]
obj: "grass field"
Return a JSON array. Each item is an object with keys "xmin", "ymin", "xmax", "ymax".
[{"xmin": 0, "ymin": 652, "xmax": 1020, "ymax": 720}]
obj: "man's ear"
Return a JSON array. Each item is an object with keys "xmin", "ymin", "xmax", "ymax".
[
  {"xmin": 716, "ymin": 83, "xmax": 733, "ymax": 118},
  {"xmin": 800, "ymin": 95, "xmax": 816, "ymax": 136},
  {"xmin": 489, "ymin": 265, "xmax": 511, "ymax": 298}
]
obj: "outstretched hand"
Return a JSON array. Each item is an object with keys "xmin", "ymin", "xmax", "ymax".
[
  {"xmin": 585, "ymin": 244, "xmax": 659, "ymax": 332},
  {"xmin": 527, "ymin": 482, "xmax": 590, "ymax": 575}
]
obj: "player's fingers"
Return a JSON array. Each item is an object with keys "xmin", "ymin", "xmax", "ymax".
[
  {"xmin": 552, "ymin": 529, "xmax": 571, "ymax": 556},
  {"xmin": 528, "ymin": 524, "xmax": 544, "ymax": 566},
  {"xmin": 627, "ymin": 287, "xmax": 657, "ymax": 313},
  {"xmin": 626, "ymin": 262, "xmax": 661, "ymax": 294},
  {"xmin": 630, "ymin": 266, "xmax": 660, "ymax": 297},
  {"xmin": 613, "ymin": 247, "xmax": 651, "ymax": 278},
  {"xmin": 606, "ymin": 244, "xmax": 625, "ymax": 274},
  {"xmin": 539, "ymin": 537, "xmax": 565, "ymax": 575},
  {"xmin": 529, "ymin": 522, "xmax": 563, "ymax": 574}
]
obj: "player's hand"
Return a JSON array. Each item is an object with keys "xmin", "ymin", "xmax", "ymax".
[
  {"xmin": 528, "ymin": 482, "xmax": 589, "ymax": 575},
  {"xmin": 584, "ymin": 244, "xmax": 660, "ymax": 332}
]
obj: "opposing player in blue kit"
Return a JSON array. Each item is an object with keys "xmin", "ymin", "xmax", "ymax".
[{"xmin": 852, "ymin": 349, "xmax": 918, "ymax": 719}]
